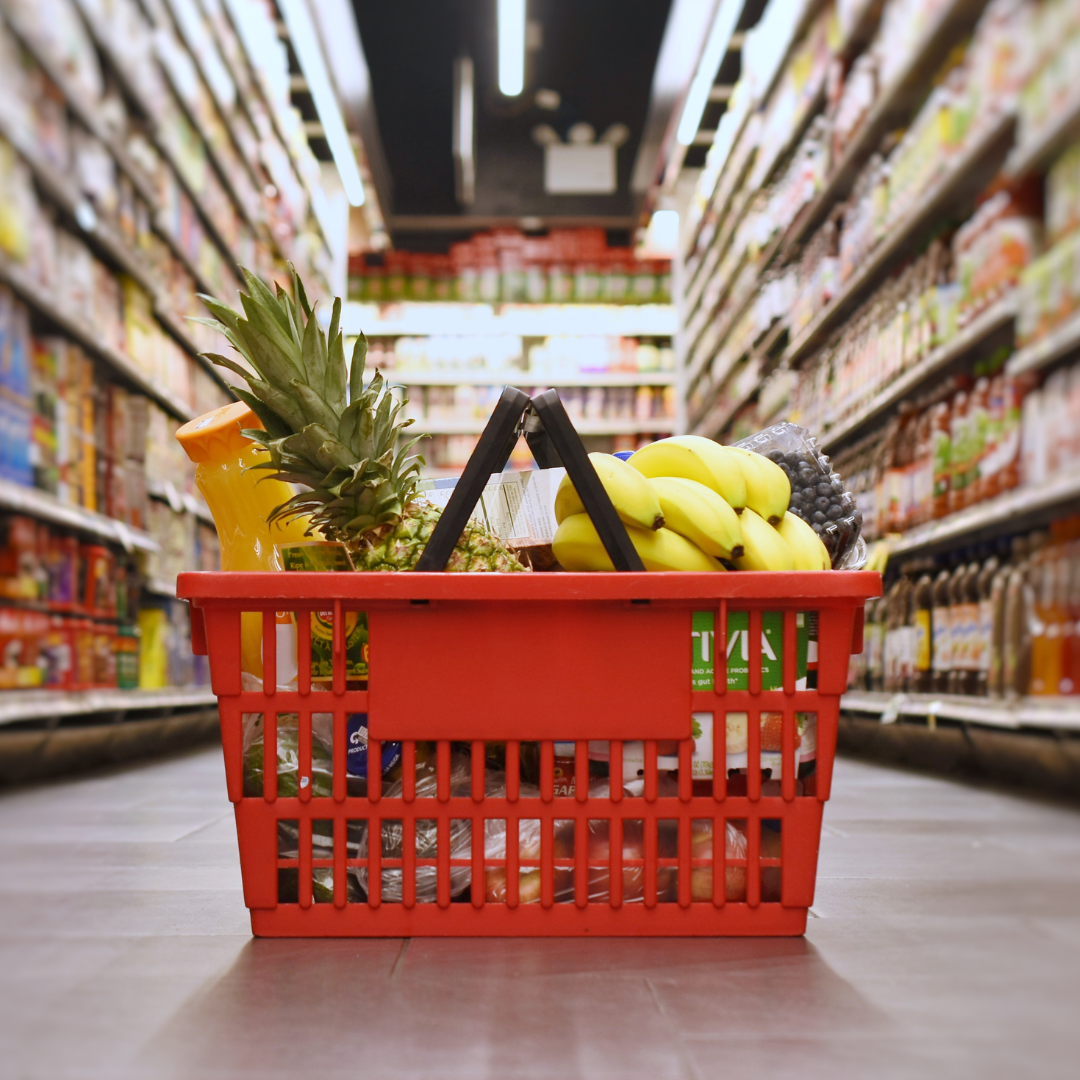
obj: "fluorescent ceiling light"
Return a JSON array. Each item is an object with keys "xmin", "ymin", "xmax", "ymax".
[
  {"xmin": 675, "ymin": 0, "xmax": 742, "ymax": 146},
  {"xmin": 453, "ymin": 57, "xmax": 476, "ymax": 205},
  {"xmin": 498, "ymin": 0, "xmax": 526, "ymax": 97},
  {"xmin": 279, "ymin": 0, "xmax": 366, "ymax": 206}
]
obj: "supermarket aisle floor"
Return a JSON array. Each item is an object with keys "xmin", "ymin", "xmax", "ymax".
[{"xmin": 1, "ymin": 750, "xmax": 1078, "ymax": 1080}]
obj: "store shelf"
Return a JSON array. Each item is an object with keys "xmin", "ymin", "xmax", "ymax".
[
  {"xmin": 215, "ymin": 0, "xmax": 334, "ymax": 255},
  {"xmin": 69, "ymin": 0, "xmax": 253, "ymax": 273},
  {"xmin": 1006, "ymin": 85, "xmax": 1080, "ymax": 180},
  {"xmin": 819, "ymin": 295, "xmax": 1018, "ymax": 451},
  {"xmin": 1006, "ymin": 309, "xmax": 1080, "ymax": 377},
  {"xmin": 411, "ymin": 418, "xmax": 675, "ymax": 437},
  {"xmin": 145, "ymin": 577, "xmax": 178, "ymax": 598},
  {"xmin": 0, "ymin": 112, "xmax": 225, "ymax": 388},
  {"xmin": 341, "ymin": 303, "xmax": 677, "ymax": 339},
  {"xmin": 841, "ymin": 690, "xmax": 1080, "ymax": 733},
  {"xmin": 384, "ymin": 370, "xmax": 676, "ymax": 387},
  {"xmin": 0, "ymin": 477, "xmax": 158, "ymax": 553},
  {"xmin": 0, "ymin": 7, "xmax": 160, "ymax": 209},
  {"xmin": 147, "ymin": 480, "xmax": 214, "ymax": 526},
  {"xmin": 780, "ymin": 0, "xmax": 991, "ymax": 257},
  {"xmin": 0, "ymin": 253, "xmax": 197, "ymax": 424},
  {"xmin": 889, "ymin": 470, "xmax": 1080, "ymax": 557},
  {"xmin": 0, "ymin": 687, "xmax": 216, "ymax": 729},
  {"xmin": 782, "ymin": 109, "xmax": 1017, "ymax": 369}
]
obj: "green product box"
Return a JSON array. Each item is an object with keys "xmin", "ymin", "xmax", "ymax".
[
  {"xmin": 691, "ymin": 610, "xmax": 810, "ymax": 691},
  {"xmin": 279, "ymin": 542, "xmax": 368, "ymax": 680}
]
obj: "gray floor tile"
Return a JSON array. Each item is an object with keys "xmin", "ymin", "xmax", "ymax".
[{"xmin": 0, "ymin": 747, "xmax": 1078, "ymax": 1079}]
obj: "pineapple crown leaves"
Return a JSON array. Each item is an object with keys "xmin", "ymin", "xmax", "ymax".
[{"xmin": 194, "ymin": 265, "xmax": 427, "ymax": 538}]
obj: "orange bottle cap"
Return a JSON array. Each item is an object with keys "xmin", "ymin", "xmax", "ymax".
[{"xmin": 176, "ymin": 401, "xmax": 264, "ymax": 463}]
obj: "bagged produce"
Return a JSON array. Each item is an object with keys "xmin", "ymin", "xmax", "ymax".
[
  {"xmin": 354, "ymin": 750, "xmax": 474, "ymax": 903},
  {"xmin": 735, "ymin": 422, "xmax": 865, "ymax": 569}
]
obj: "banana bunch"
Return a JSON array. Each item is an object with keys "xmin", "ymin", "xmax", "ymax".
[{"xmin": 551, "ymin": 440, "xmax": 832, "ymax": 573}]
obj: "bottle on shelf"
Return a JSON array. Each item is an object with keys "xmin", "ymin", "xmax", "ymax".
[
  {"xmin": 975, "ymin": 548, "xmax": 1001, "ymax": 697},
  {"xmin": 931, "ymin": 561, "xmax": 954, "ymax": 695},
  {"xmin": 913, "ymin": 565, "xmax": 935, "ymax": 693}
]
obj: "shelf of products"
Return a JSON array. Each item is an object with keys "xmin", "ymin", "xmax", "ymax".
[
  {"xmin": 0, "ymin": 686, "xmax": 216, "ymax": 728},
  {"xmin": 344, "ymin": 302, "xmax": 679, "ymax": 339},
  {"xmin": 840, "ymin": 691, "xmax": 1080, "ymax": 732},
  {"xmin": 818, "ymin": 295, "xmax": 1017, "ymax": 451},
  {"xmin": 384, "ymin": 370, "xmax": 677, "ymax": 388},
  {"xmin": 0, "ymin": 0, "xmax": 338, "ymax": 708},
  {"xmin": 888, "ymin": 470, "xmax": 1080, "ymax": 556},
  {"xmin": 1006, "ymin": 308, "xmax": 1080, "ymax": 377},
  {"xmin": 781, "ymin": 107, "xmax": 1016, "ymax": 368},
  {"xmin": 681, "ymin": 0, "xmax": 1039, "ymax": 446},
  {"xmin": 349, "ymin": 229, "xmax": 672, "ymax": 308}
]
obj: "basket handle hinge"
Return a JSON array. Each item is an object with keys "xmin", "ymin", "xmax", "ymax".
[{"xmin": 413, "ymin": 386, "xmax": 644, "ymax": 572}]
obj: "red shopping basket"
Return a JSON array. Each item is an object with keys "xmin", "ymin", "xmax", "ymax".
[{"xmin": 178, "ymin": 388, "xmax": 881, "ymax": 936}]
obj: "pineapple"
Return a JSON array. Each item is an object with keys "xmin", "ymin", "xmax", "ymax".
[{"xmin": 196, "ymin": 267, "xmax": 526, "ymax": 572}]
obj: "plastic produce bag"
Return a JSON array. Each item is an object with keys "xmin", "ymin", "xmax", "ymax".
[
  {"xmin": 735, "ymin": 421, "xmax": 866, "ymax": 569},
  {"xmin": 482, "ymin": 778, "xmax": 775, "ymax": 904},
  {"xmin": 354, "ymin": 750, "xmax": 474, "ymax": 903}
]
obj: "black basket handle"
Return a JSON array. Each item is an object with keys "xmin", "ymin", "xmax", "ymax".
[{"xmin": 413, "ymin": 386, "xmax": 644, "ymax": 572}]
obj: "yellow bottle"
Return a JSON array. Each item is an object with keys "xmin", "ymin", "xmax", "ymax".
[{"xmin": 176, "ymin": 401, "xmax": 312, "ymax": 678}]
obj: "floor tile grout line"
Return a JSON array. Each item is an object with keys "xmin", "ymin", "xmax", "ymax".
[
  {"xmin": 389, "ymin": 938, "xmax": 410, "ymax": 984},
  {"xmin": 645, "ymin": 976, "xmax": 703, "ymax": 1080}
]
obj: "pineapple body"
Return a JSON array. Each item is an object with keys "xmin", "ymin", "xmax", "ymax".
[{"xmin": 347, "ymin": 502, "xmax": 526, "ymax": 572}]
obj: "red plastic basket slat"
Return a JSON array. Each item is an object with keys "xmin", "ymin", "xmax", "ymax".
[{"xmin": 178, "ymin": 570, "xmax": 879, "ymax": 936}]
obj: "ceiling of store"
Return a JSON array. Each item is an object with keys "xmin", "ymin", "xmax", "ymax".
[{"xmin": 350, "ymin": 0, "xmax": 675, "ymax": 249}]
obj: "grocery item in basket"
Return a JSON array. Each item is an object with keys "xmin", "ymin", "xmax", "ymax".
[
  {"xmin": 354, "ymin": 750, "xmax": 473, "ymax": 902},
  {"xmin": 690, "ymin": 819, "xmax": 782, "ymax": 903},
  {"xmin": 735, "ymin": 422, "xmax": 865, "ymax": 569},
  {"xmin": 279, "ymin": 541, "xmax": 369, "ymax": 680},
  {"xmin": 553, "ymin": 513, "xmax": 723, "ymax": 572},
  {"xmin": 628, "ymin": 435, "xmax": 749, "ymax": 511},
  {"xmin": 176, "ymin": 401, "xmax": 311, "ymax": 677},
  {"xmin": 482, "ymin": 777, "xmax": 776, "ymax": 904},
  {"xmin": 242, "ymin": 715, "xmax": 334, "ymax": 799},
  {"xmin": 194, "ymin": 267, "xmax": 527, "ymax": 573},
  {"xmin": 645, "ymin": 477, "xmax": 743, "ymax": 560},
  {"xmin": 554, "ymin": 453, "xmax": 664, "ymax": 531}
]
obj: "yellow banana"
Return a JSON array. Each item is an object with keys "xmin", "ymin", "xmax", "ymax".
[
  {"xmin": 553, "ymin": 453, "xmax": 664, "ymax": 531},
  {"xmin": 733, "ymin": 508, "xmax": 793, "ymax": 571},
  {"xmin": 817, "ymin": 535, "xmax": 832, "ymax": 569},
  {"xmin": 775, "ymin": 511, "xmax": 828, "ymax": 570},
  {"xmin": 552, "ymin": 513, "xmax": 723, "ymax": 572},
  {"xmin": 646, "ymin": 476, "xmax": 744, "ymax": 560},
  {"xmin": 627, "ymin": 436, "xmax": 747, "ymax": 511},
  {"xmin": 725, "ymin": 445, "xmax": 791, "ymax": 524}
]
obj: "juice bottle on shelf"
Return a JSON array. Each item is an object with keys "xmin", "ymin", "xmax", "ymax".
[
  {"xmin": 948, "ymin": 386, "xmax": 971, "ymax": 514},
  {"xmin": 946, "ymin": 559, "xmax": 971, "ymax": 695},
  {"xmin": 960, "ymin": 559, "xmax": 985, "ymax": 696},
  {"xmin": 931, "ymin": 400, "xmax": 952, "ymax": 519},
  {"xmin": 176, "ymin": 401, "xmax": 313, "ymax": 679},
  {"xmin": 967, "ymin": 377, "xmax": 990, "ymax": 508},
  {"xmin": 989, "ymin": 536, "xmax": 1022, "ymax": 698},
  {"xmin": 913, "ymin": 567, "xmax": 935, "ymax": 693},
  {"xmin": 882, "ymin": 577, "xmax": 906, "ymax": 693},
  {"xmin": 975, "ymin": 549, "xmax": 1000, "ymax": 697},
  {"xmin": 911, "ymin": 406, "xmax": 934, "ymax": 527},
  {"xmin": 931, "ymin": 563, "xmax": 954, "ymax": 694},
  {"xmin": 864, "ymin": 597, "xmax": 883, "ymax": 691},
  {"xmin": 1065, "ymin": 539, "xmax": 1080, "ymax": 696},
  {"xmin": 979, "ymin": 373, "xmax": 1005, "ymax": 502},
  {"xmin": 1031, "ymin": 533, "xmax": 1067, "ymax": 695}
]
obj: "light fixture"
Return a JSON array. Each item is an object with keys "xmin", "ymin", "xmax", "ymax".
[
  {"xmin": 645, "ymin": 209, "xmax": 680, "ymax": 255},
  {"xmin": 675, "ymin": 0, "xmax": 742, "ymax": 146},
  {"xmin": 498, "ymin": 0, "xmax": 526, "ymax": 97},
  {"xmin": 454, "ymin": 57, "xmax": 476, "ymax": 205},
  {"xmin": 278, "ymin": 0, "xmax": 366, "ymax": 206}
]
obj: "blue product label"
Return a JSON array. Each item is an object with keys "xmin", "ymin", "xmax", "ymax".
[{"xmin": 345, "ymin": 713, "xmax": 402, "ymax": 778}]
